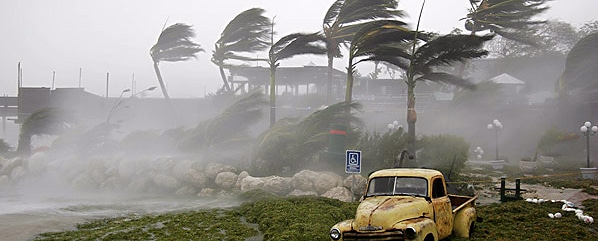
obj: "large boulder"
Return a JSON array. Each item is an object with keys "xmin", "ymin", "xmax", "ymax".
[
  {"xmin": 27, "ymin": 152, "xmax": 50, "ymax": 174},
  {"xmin": 10, "ymin": 166, "xmax": 26, "ymax": 182},
  {"xmin": 153, "ymin": 173, "xmax": 180, "ymax": 190},
  {"xmin": 343, "ymin": 174, "xmax": 367, "ymax": 195},
  {"xmin": 205, "ymin": 163, "xmax": 237, "ymax": 179},
  {"xmin": 322, "ymin": 186, "xmax": 354, "ymax": 202},
  {"xmin": 240, "ymin": 176, "xmax": 266, "ymax": 191},
  {"xmin": 263, "ymin": 176, "xmax": 292, "ymax": 196},
  {"xmin": 175, "ymin": 186, "xmax": 197, "ymax": 196},
  {"xmin": 197, "ymin": 188, "xmax": 215, "ymax": 197},
  {"xmin": 215, "ymin": 171, "xmax": 238, "ymax": 190},
  {"xmin": 235, "ymin": 171, "xmax": 250, "ymax": 189},
  {"xmin": 313, "ymin": 171, "xmax": 343, "ymax": 194},
  {"xmin": 291, "ymin": 170, "xmax": 319, "ymax": 192}
]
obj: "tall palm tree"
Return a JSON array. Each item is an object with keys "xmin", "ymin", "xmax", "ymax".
[
  {"xmin": 267, "ymin": 31, "xmax": 327, "ymax": 127},
  {"xmin": 150, "ymin": 23, "xmax": 204, "ymax": 106},
  {"xmin": 17, "ymin": 108, "xmax": 73, "ymax": 155},
  {"xmin": 347, "ymin": 20, "xmax": 492, "ymax": 163},
  {"xmin": 212, "ymin": 8, "xmax": 271, "ymax": 93},
  {"xmin": 322, "ymin": 0, "xmax": 403, "ymax": 102}
]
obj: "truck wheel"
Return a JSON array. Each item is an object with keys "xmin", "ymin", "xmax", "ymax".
[
  {"xmin": 468, "ymin": 222, "xmax": 475, "ymax": 237},
  {"xmin": 424, "ymin": 234, "xmax": 435, "ymax": 241}
]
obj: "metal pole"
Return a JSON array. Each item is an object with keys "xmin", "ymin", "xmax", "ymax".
[
  {"xmin": 495, "ymin": 129, "xmax": 499, "ymax": 160},
  {"xmin": 587, "ymin": 133, "xmax": 591, "ymax": 168}
]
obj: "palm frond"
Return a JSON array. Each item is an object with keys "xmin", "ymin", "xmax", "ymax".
[
  {"xmin": 271, "ymin": 32, "xmax": 327, "ymax": 62},
  {"xmin": 417, "ymin": 72, "xmax": 477, "ymax": 90},
  {"xmin": 150, "ymin": 23, "xmax": 204, "ymax": 63},
  {"xmin": 415, "ymin": 34, "xmax": 492, "ymax": 71}
]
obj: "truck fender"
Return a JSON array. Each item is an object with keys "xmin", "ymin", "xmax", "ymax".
[
  {"xmin": 396, "ymin": 218, "xmax": 438, "ymax": 241},
  {"xmin": 453, "ymin": 206, "xmax": 476, "ymax": 238}
]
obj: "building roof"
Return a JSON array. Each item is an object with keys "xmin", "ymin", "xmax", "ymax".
[
  {"xmin": 489, "ymin": 73, "xmax": 525, "ymax": 85},
  {"xmin": 229, "ymin": 66, "xmax": 345, "ymax": 85}
]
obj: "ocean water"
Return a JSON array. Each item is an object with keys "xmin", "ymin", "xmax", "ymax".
[{"xmin": 0, "ymin": 188, "xmax": 242, "ymax": 241}]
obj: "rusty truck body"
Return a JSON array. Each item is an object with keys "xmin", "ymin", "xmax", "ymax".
[{"xmin": 330, "ymin": 168, "xmax": 477, "ymax": 241}]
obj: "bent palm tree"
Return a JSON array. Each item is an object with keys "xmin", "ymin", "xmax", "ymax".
[
  {"xmin": 557, "ymin": 32, "xmax": 598, "ymax": 98},
  {"xmin": 254, "ymin": 101, "xmax": 363, "ymax": 175},
  {"xmin": 464, "ymin": 0, "xmax": 549, "ymax": 44},
  {"xmin": 150, "ymin": 23, "xmax": 204, "ymax": 105},
  {"xmin": 322, "ymin": 0, "xmax": 403, "ymax": 101},
  {"xmin": 212, "ymin": 8, "xmax": 271, "ymax": 93},
  {"xmin": 267, "ymin": 32, "xmax": 327, "ymax": 127},
  {"xmin": 17, "ymin": 108, "xmax": 73, "ymax": 155},
  {"xmin": 347, "ymin": 20, "xmax": 492, "ymax": 163},
  {"xmin": 177, "ymin": 90, "xmax": 268, "ymax": 159}
]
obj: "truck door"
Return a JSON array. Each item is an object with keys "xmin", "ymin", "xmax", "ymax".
[{"xmin": 431, "ymin": 176, "xmax": 453, "ymax": 239}]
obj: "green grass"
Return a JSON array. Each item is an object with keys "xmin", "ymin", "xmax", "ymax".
[{"xmin": 33, "ymin": 194, "xmax": 598, "ymax": 241}]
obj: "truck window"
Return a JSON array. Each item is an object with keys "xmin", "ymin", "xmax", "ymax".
[
  {"xmin": 366, "ymin": 177, "xmax": 427, "ymax": 197},
  {"xmin": 432, "ymin": 178, "xmax": 446, "ymax": 198}
]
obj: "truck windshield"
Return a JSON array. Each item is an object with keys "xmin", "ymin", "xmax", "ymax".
[{"xmin": 366, "ymin": 177, "xmax": 428, "ymax": 197}]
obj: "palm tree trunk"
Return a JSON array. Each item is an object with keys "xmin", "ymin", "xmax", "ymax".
[
  {"xmin": 269, "ymin": 64, "xmax": 277, "ymax": 127},
  {"xmin": 16, "ymin": 132, "xmax": 31, "ymax": 156},
  {"xmin": 152, "ymin": 62, "xmax": 176, "ymax": 124},
  {"xmin": 218, "ymin": 65, "xmax": 231, "ymax": 92},
  {"xmin": 407, "ymin": 81, "xmax": 417, "ymax": 165},
  {"xmin": 327, "ymin": 55, "xmax": 334, "ymax": 103}
]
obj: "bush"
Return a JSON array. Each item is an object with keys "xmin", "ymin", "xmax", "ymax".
[
  {"xmin": 355, "ymin": 128, "xmax": 408, "ymax": 174},
  {"xmin": 416, "ymin": 134, "xmax": 469, "ymax": 177}
]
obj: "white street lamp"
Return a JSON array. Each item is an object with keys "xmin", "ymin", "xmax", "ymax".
[
  {"xmin": 387, "ymin": 120, "xmax": 403, "ymax": 131},
  {"xmin": 488, "ymin": 119, "xmax": 503, "ymax": 160},
  {"xmin": 580, "ymin": 121, "xmax": 598, "ymax": 168}
]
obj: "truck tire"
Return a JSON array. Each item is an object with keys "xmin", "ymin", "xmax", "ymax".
[{"xmin": 424, "ymin": 234, "xmax": 435, "ymax": 241}]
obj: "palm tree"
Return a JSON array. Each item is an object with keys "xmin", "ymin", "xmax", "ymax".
[
  {"xmin": 322, "ymin": 0, "xmax": 403, "ymax": 102},
  {"xmin": 17, "ymin": 108, "xmax": 73, "ymax": 155},
  {"xmin": 557, "ymin": 32, "xmax": 598, "ymax": 98},
  {"xmin": 267, "ymin": 31, "xmax": 327, "ymax": 127},
  {"xmin": 347, "ymin": 20, "xmax": 492, "ymax": 163},
  {"xmin": 150, "ymin": 23, "xmax": 204, "ymax": 108},
  {"xmin": 464, "ymin": 0, "xmax": 549, "ymax": 44},
  {"xmin": 177, "ymin": 90, "xmax": 268, "ymax": 159},
  {"xmin": 253, "ymin": 101, "xmax": 363, "ymax": 175},
  {"xmin": 212, "ymin": 8, "xmax": 271, "ymax": 93}
]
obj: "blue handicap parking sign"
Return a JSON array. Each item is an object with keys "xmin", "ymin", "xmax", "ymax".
[{"xmin": 346, "ymin": 150, "xmax": 361, "ymax": 173}]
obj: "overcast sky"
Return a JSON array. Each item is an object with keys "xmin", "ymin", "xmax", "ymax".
[{"xmin": 1, "ymin": 0, "xmax": 595, "ymax": 98}]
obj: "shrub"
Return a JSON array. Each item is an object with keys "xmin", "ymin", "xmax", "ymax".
[
  {"xmin": 416, "ymin": 134, "xmax": 469, "ymax": 177},
  {"xmin": 356, "ymin": 129, "xmax": 408, "ymax": 174}
]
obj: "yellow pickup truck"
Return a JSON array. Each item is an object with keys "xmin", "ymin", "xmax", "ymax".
[{"xmin": 330, "ymin": 168, "xmax": 477, "ymax": 241}]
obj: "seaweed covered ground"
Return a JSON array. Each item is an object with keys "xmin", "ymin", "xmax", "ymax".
[{"xmin": 33, "ymin": 190, "xmax": 598, "ymax": 241}]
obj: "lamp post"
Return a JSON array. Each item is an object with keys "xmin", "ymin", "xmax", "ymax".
[
  {"xmin": 487, "ymin": 119, "xmax": 503, "ymax": 160},
  {"xmin": 106, "ymin": 86, "xmax": 156, "ymax": 122},
  {"xmin": 580, "ymin": 121, "xmax": 598, "ymax": 168}
]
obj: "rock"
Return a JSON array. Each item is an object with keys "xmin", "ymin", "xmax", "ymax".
[
  {"xmin": 149, "ymin": 157, "xmax": 176, "ymax": 172},
  {"xmin": 291, "ymin": 170, "xmax": 319, "ymax": 192},
  {"xmin": 215, "ymin": 172, "xmax": 238, "ymax": 190},
  {"xmin": 313, "ymin": 172, "xmax": 343, "ymax": 194},
  {"xmin": 287, "ymin": 189, "xmax": 318, "ymax": 197},
  {"xmin": 1, "ymin": 158, "xmax": 22, "ymax": 176},
  {"xmin": 197, "ymin": 188, "xmax": 215, "ymax": 197},
  {"xmin": 322, "ymin": 186, "xmax": 354, "ymax": 202},
  {"xmin": 153, "ymin": 173, "xmax": 180, "ymax": 190},
  {"xmin": 181, "ymin": 168, "xmax": 208, "ymax": 189},
  {"xmin": 71, "ymin": 173, "xmax": 97, "ymax": 190},
  {"xmin": 235, "ymin": 171, "xmax": 250, "ymax": 189},
  {"xmin": 263, "ymin": 176, "xmax": 292, "ymax": 196},
  {"xmin": 127, "ymin": 177, "xmax": 149, "ymax": 193},
  {"xmin": 240, "ymin": 176, "xmax": 265, "ymax": 191},
  {"xmin": 175, "ymin": 186, "xmax": 197, "ymax": 196},
  {"xmin": 10, "ymin": 166, "xmax": 26, "ymax": 182},
  {"xmin": 343, "ymin": 174, "xmax": 367, "ymax": 194},
  {"xmin": 205, "ymin": 163, "xmax": 237, "ymax": 179}
]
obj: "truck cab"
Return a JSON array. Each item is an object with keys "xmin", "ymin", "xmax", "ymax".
[{"xmin": 330, "ymin": 168, "xmax": 476, "ymax": 241}]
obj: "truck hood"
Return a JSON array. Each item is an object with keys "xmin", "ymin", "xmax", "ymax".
[{"xmin": 353, "ymin": 196, "xmax": 431, "ymax": 231}]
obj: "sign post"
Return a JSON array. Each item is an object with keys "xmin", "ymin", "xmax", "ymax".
[{"xmin": 346, "ymin": 150, "xmax": 361, "ymax": 201}]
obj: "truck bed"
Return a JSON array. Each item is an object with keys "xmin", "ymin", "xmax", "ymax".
[{"xmin": 449, "ymin": 194, "xmax": 477, "ymax": 213}]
